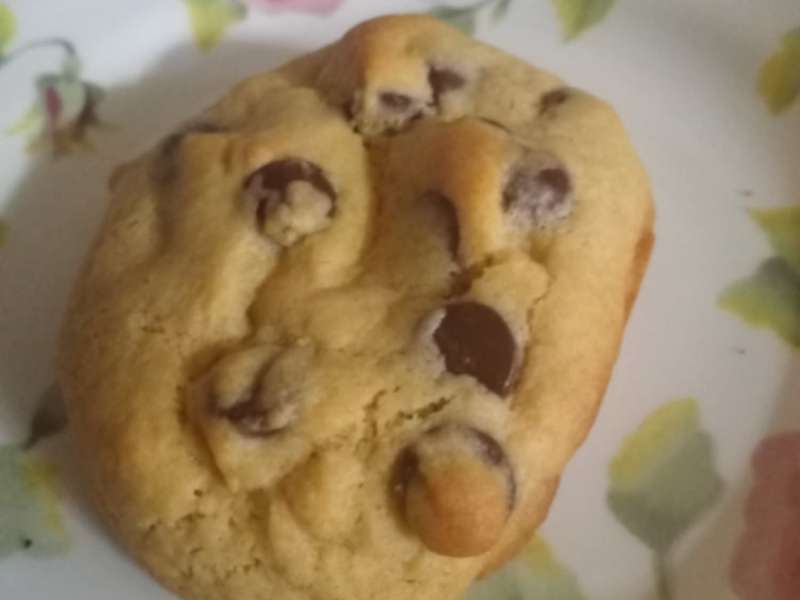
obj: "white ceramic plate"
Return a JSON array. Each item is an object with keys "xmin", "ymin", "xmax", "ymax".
[{"xmin": 1, "ymin": 1, "xmax": 799, "ymax": 599}]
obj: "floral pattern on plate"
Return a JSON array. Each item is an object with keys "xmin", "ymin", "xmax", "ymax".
[
  {"xmin": 0, "ymin": 3, "xmax": 106, "ymax": 156},
  {"xmin": 428, "ymin": 0, "xmax": 617, "ymax": 37},
  {"xmin": 0, "ymin": 3, "xmax": 14, "ymax": 53},
  {"xmin": 463, "ymin": 399, "xmax": 723, "ymax": 599},
  {"xmin": 467, "ymin": 536, "xmax": 586, "ymax": 600},
  {"xmin": 0, "ymin": 444, "xmax": 68, "ymax": 559},
  {"xmin": 608, "ymin": 398, "xmax": 723, "ymax": 600},
  {"xmin": 182, "ymin": 0, "xmax": 619, "ymax": 51},
  {"xmin": 0, "ymin": 387, "xmax": 69, "ymax": 561},
  {"xmin": 759, "ymin": 27, "xmax": 800, "ymax": 114},
  {"xmin": 183, "ymin": 0, "xmax": 345, "ymax": 50},
  {"xmin": 721, "ymin": 205, "xmax": 800, "ymax": 349}
]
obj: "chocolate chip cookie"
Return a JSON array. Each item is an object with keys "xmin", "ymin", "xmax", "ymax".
[{"xmin": 59, "ymin": 14, "xmax": 653, "ymax": 600}]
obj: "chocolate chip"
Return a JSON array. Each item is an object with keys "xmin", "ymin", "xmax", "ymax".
[
  {"xmin": 208, "ymin": 345, "xmax": 313, "ymax": 436},
  {"xmin": 433, "ymin": 302, "xmax": 517, "ymax": 396},
  {"xmin": 539, "ymin": 88, "xmax": 570, "ymax": 114},
  {"xmin": 425, "ymin": 191, "xmax": 460, "ymax": 258},
  {"xmin": 213, "ymin": 383, "xmax": 299, "ymax": 437},
  {"xmin": 246, "ymin": 159, "xmax": 336, "ymax": 218},
  {"xmin": 425, "ymin": 425, "xmax": 513, "ymax": 490},
  {"xmin": 393, "ymin": 447, "xmax": 420, "ymax": 496},
  {"xmin": 243, "ymin": 159, "xmax": 336, "ymax": 246},
  {"xmin": 428, "ymin": 66, "xmax": 466, "ymax": 105},
  {"xmin": 394, "ymin": 425, "xmax": 515, "ymax": 490},
  {"xmin": 216, "ymin": 393, "xmax": 276, "ymax": 437},
  {"xmin": 393, "ymin": 424, "xmax": 516, "ymax": 557},
  {"xmin": 380, "ymin": 92, "xmax": 415, "ymax": 112},
  {"xmin": 503, "ymin": 158, "xmax": 573, "ymax": 227},
  {"xmin": 471, "ymin": 428, "xmax": 508, "ymax": 471}
]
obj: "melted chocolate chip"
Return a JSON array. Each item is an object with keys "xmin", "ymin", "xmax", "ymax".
[
  {"xmin": 393, "ymin": 423, "xmax": 517, "ymax": 556},
  {"xmin": 539, "ymin": 88, "xmax": 570, "ymax": 114},
  {"xmin": 216, "ymin": 392, "xmax": 277, "ymax": 437},
  {"xmin": 471, "ymin": 428, "xmax": 506, "ymax": 467},
  {"xmin": 424, "ymin": 425, "xmax": 510, "ymax": 473},
  {"xmin": 503, "ymin": 160, "xmax": 573, "ymax": 227},
  {"xmin": 428, "ymin": 66, "xmax": 466, "ymax": 105},
  {"xmin": 538, "ymin": 168, "xmax": 570, "ymax": 198},
  {"xmin": 396, "ymin": 425, "xmax": 514, "ymax": 487},
  {"xmin": 393, "ymin": 423, "xmax": 517, "ymax": 508},
  {"xmin": 380, "ymin": 92, "xmax": 415, "ymax": 112},
  {"xmin": 433, "ymin": 302, "xmax": 517, "ymax": 396},
  {"xmin": 425, "ymin": 191, "xmax": 460, "ymax": 258},
  {"xmin": 393, "ymin": 446, "xmax": 421, "ymax": 497},
  {"xmin": 209, "ymin": 345, "xmax": 311, "ymax": 436},
  {"xmin": 244, "ymin": 159, "xmax": 336, "ymax": 230},
  {"xmin": 468, "ymin": 427, "xmax": 516, "ymax": 509},
  {"xmin": 214, "ymin": 385, "xmax": 297, "ymax": 437}
]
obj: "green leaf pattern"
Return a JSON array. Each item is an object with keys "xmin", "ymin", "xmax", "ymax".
[
  {"xmin": 608, "ymin": 398, "xmax": 723, "ymax": 599},
  {"xmin": 721, "ymin": 205, "xmax": 800, "ymax": 349},
  {"xmin": 721, "ymin": 258, "xmax": 800, "ymax": 349},
  {"xmin": 608, "ymin": 398, "xmax": 723, "ymax": 553},
  {"xmin": 466, "ymin": 536, "xmax": 585, "ymax": 600}
]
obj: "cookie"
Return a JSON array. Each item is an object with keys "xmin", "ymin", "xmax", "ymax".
[{"xmin": 58, "ymin": 14, "xmax": 653, "ymax": 600}]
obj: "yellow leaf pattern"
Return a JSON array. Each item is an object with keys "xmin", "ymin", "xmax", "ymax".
[
  {"xmin": 551, "ymin": 0, "xmax": 615, "ymax": 40},
  {"xmin": 0, "ymin": 445, "xmax": 69, "ymax": 558},
  {"xmin": 184, "ymin": 0, "xmax": 246, "ymax": 51},
  {"xmin": 466, "ymin": 536, "xmax": 585, "ymax": 600},
  {"xmin": 608, "ymin": 398, "xmax": 722, "ymax": 552},
  {"xmin": 758, "ymin": 27, "xmax": 800, "ymax": 114},
  {"xmin": 0, "ymin": 3, "xmax": 15, "ymax": 53}
]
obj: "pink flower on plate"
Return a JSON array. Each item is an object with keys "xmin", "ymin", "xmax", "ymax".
[
  {"xmin": 30, "ymin": 71, "xmax": 104, "ymax": 155},
  {"xmin": 4, "ymin": 41, "xmax": 104, "ymax": 156},
  {"xmin": 246, "ymin": 0, "xmax": 343, "ymax": 14},
  {"xmin": 730, "ymin": 432, "xmax": 800, "ymax": 600}
]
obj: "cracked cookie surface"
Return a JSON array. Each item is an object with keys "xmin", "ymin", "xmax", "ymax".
[{"xmin": 58, "ymin": 14, "xmax": 653, "ymax": 600}]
